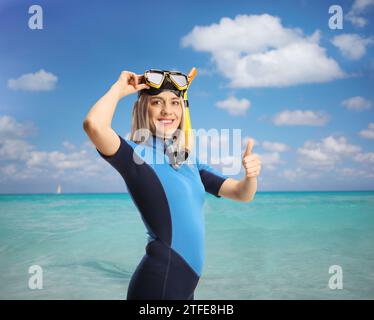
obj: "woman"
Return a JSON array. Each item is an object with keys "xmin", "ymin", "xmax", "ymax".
[{"xmin": 83, "ymin": 69, "xmax": 261, "ymax": 300}]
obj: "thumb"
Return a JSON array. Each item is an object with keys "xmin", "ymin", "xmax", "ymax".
[{"xmin": 243, "ymin": 138, "xmax": 254, "ymax": 157}]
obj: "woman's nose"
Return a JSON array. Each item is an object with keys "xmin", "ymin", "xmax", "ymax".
[{"xmin": 160, "ymin": 103, "xmax": 174, "ymax": 114}]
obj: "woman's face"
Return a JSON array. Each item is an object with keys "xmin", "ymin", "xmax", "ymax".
[{"xmin": 147, "ymin": 91, "xmax": 183, "ymax": 138}]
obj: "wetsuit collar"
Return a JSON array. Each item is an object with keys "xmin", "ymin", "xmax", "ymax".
[{"xmin": 148, "ymin": 134, "xmax": 174, "ymax": 152}]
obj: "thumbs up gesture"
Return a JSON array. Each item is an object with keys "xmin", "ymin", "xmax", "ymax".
[{"xmin": 242, "ymin": 138, "xmax": 262, "ymax": 178}]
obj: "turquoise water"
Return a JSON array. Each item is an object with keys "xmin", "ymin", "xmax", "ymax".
[{"xmin": 1, "ymin": 192, "xmax": 373, "ymax": 300}]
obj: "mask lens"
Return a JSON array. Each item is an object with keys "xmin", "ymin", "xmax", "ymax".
[
  {"xmin": 170, "ymin": 74, "xmax": 188, "ymax": 88},
  {"xmin": 146, "ymin": 71, "xmax": 164, "ymax": 85}
]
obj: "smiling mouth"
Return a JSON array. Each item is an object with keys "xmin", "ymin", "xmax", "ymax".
[{"xmin": 158, "ymin": 119, "xmax": 175, "ymax": 125}]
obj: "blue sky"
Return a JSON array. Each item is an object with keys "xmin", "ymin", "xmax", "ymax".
[{"xmin": 0, "ymin": 0, "xmax": 373, "ymax": 193}]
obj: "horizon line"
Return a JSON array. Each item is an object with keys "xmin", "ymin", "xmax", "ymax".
[{"xmin": 1, "ymin": 190, "xmax": 374, "ymax": 196}]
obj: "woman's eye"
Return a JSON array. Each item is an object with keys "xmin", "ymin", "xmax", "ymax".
[
  {"xmin": 151, "ymin": 100, "xmax": 162, "ymax": 105},
  {"xmin": 172, "ymin": 101, "xmax": 180, "ymax": 106}
]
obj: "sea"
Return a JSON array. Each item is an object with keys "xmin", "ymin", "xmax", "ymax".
[{"xmin": 1, "ymin": 191, "xmax": 373, "ymax": 299}]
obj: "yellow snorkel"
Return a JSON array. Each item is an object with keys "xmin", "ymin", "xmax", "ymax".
[{"xmin": 183, "ymin": 67, "xmax": 197, "ymax": 158}]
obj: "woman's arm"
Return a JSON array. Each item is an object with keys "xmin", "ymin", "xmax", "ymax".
[
  {"xmin": 217, "ymin": 138, "xmax": 261, "ymax": 202},
  {"xmin": 218, "ymin": 177, "xmax": 257, "ymax": 202},
  {"xmin": 83, "ymin": 71, "xmax": 148, "ymax": 128}
]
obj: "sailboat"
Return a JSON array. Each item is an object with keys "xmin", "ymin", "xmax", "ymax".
[{"xmin": 56, "ymin": 184, "xmax": 62, "ymax": 194}]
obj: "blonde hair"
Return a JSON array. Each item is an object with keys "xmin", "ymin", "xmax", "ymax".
[{"xmin": 129, "ymin": 93, "xmax": 186, "ymax": 151}]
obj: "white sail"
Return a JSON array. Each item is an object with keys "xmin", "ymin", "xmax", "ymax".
[{"xmin": 56, "ymin": 184, "xmax": 62, "ymax": 194}]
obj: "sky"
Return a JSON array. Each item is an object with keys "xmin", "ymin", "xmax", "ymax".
[{"xmin": 0, "ymin": 0, "xmax": 373, "ymax": 193}]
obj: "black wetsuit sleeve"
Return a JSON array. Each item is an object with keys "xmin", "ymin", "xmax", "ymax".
[
  {"xmin": 197, "ymin": 161, "xmax": 229, "ymax": 198},
  {"xmin": 96, "ymin": 134, "xmax": 132, "ymax": 177}
]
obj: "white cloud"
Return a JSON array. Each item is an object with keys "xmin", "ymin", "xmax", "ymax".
[
  {"xmin": 215, "ymin": 96, "xmax": 250, "ymax": 115},
  {"xmin": 342, "ymin": 96, "xmax": 372, "ymax": 111},
  {"xmin": 281, "ymin": 168, "xmax": 301, "ymax": 181},
  {"xmin": 26, "ymin": 149, "xmax": 91, "ymax": 170},
  {"xmin": 0, "ymin": 115, "xmax": 37, "ymax": 138},
  {"xmin": 256, "ymin": 152, "xmax": 282, "ymax": 171},
  {"xmin": 0, "ymin": 116, "xmax": 37, "ymax": 160},
  {"xmin": 7, "ymin": 69, "xmax": 58, "ymax": 91},
  {"xmin": 336, "ymin": 167, "xmax": 358, "ymax": 176},
  {"xmin": 331, "ymin": 34, "xmax": 374, "ymax": 60},
  {"xmin": 299, "ymin": 145, "xmax": 332, "ymax": 163},
  {"xmin": 0, "ymin": 114, "xmax": 110, "ymax": 183},
  {"xmin": 353, "ymin": 151, "xmax": 374, "ymax": 163},
  {"xmin": 2, "ymin": 143, "xmax": 107, "ymax": 182},
  {"xmin": 346, "ymin": 0, "xmax": 374, "ymax": 27},
  {"xmin": 0, "ymin": 141, "xmax": 106, "ymax": 180},
  {"xmin": 62, "ymin": 141, "xmax": 77, "ymax": 151},
  {"xmin": 241, "ymin": 135, "xmax": 283, "ymax": 171},
  {"xmin": 323, "ymin": 136, "xmax": 361, "ymax": 154},
  {"xmin": 359, "ymin": 123, "xmax": 374, "ymax": 139},
  {"xmin": 1, "ymin": 163, "xmax": 17, "ymax": 177},
  {"xmin": 190, "ymin": 130, "xmax": 260, "ymax": 174},
  {"xmin": 297, "ymin": 135, "xmax": 361, "ymax": 168},
  {"xmin": 242, "ymin": 136, "xmax": 259, "ymax": 149},
  {"xmin": 0, "ymin": 138, "xmax": 35, "ymax": 161},
  {"xmin": 272, "ymin": 109, "xmax": 329, "ymax": 126},
  {"xmin": 262, "ymin": 141, "xmax": 290, "ymax": 152},
  {"xmin": 181, "ymin": 14, "xmax": 345, "ymax": 88},
  {"xmin": 351, "ymin": 0, "xmax": 374, "ymax": 13},
  {"xmin": 336, "ymin": 167, "xmax": 374, "ymax": 178},
  {"xmin": 280, "ymin": 167, "xmax": 320, "ymax": 181}
]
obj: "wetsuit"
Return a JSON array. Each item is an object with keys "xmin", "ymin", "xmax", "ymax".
[{"xmin": 96, "ymin": 134, "xmax": 228, "ymax": 300}]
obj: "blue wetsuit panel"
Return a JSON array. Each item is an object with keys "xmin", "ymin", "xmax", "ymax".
[{"xmin": 96, "ymin": 134, "xmax": 228, "ymax": 299}]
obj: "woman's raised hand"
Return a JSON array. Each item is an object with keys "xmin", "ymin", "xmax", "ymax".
[{"xmin": 114, "ymin": 71, "xmax": 150, "ymax": 99}]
